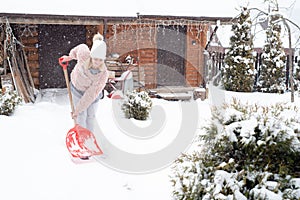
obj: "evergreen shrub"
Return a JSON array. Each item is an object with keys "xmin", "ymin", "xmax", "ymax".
[
  {"xmin": 122, "ymin": 90, "xmax": 152, "ymax": 120},
  {"xmin": 0, "ymin": 90, "xmax": 22, "ymax": 116},
  {"xmin": 171, "ymin": 99, "xmax": 300, "ymax": 200}
]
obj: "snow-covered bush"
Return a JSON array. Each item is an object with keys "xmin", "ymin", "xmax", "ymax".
[
  {"xmin": 122, "ymin": 90, "xmax": 152, "ymax": 120},
  {"xmin": 0, "ymin": 90, "xmax": 22, "ymax": 116},
  {"xmin": 171, "ymin": 98, "xmax": 300, "ymax": 200}
]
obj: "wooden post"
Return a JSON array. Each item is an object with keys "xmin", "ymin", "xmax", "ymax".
[
  {"xmin": 135, "ymin": 19, "xmax": 141, "ymax": 92},
  {"xmin": 283, "ymin": 18, "xmax": 294, "ymax": 102}
]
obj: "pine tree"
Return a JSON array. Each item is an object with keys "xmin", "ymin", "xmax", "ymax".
[
  {"xmin": 257, "ymin": 11, "xmax": 286, "ymax": 93},
  {"xmin": 222, "ymin": 7, "xmax": 255, "ymax": 92}
]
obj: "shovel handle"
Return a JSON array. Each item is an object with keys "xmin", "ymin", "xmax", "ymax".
[{"xmin": 58, "ymin": 58, "xmax": 77, "ymax": 125}]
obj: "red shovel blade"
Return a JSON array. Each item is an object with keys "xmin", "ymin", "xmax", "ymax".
[{"xmin": 65, "ymin": 124, "xmax": 103, "ymax": 158}]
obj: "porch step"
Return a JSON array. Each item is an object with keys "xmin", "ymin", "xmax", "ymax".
[
  {"xmin": 151, "ymin": 86, "xmax": 199, "ymax": 93},
  {"xmin": 156, "ymin": 92, "xmax": 192, "ymax": 101},
  {"xmin": 149, "ymin": 86, "xmax": 207, "ymax": 101}
]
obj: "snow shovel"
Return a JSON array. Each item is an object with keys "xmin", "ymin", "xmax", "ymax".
[{"xmin": 58, "ymin": 57, "xmax": 103, "ymax": 158}]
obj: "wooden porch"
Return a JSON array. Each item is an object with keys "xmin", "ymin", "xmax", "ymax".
[{"xmin": 149, "ymin": 86, "xmax": 206, "ymax": 101}]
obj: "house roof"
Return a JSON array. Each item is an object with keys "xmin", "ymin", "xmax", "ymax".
[
  {"xmin": 0, "ymin": 12, "xmax": 234, "ymax": 25},
  {"xmin": 0, "ymin": 13, "xmax": 137, "ymax": 25}
]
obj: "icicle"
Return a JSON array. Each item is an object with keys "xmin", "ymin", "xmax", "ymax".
[
  {"xmin": 126, "ymin": 23, "xmax": 130, "ymax": 40},
  {"xmin": 148, "ymin": 23, "xmax": 153, "ymax": 45},
  {"xmin": 155, "ymin": 21, "xmax": 160, "ymax": 33},
  {"xmin": 188, "ymin": 21, "xmax": 194, "ymax": 36},
  {"xmin": 168, "ymin": 20, "xmax": 175, "ymax": 35},
  {"xmin": 153, "ymin": 21, "xmax": 157, "ymax": 43},
  {"xmin": 196, "ymin": 23, "xmax": 202, "ymax": 39},
  {"xmin": 112, "ymin": 24, "xmax": 118, "ymax": 48},
  {"xmin": 176, "ymin": 22, "xmax": 180, "ymax": 35},
  {"xmin": 119, "ymin": 23, "xmax": 124, "ymax": 41},
  {"xmin": 0, "ymin": 24, "xmax": 4, "ymax": 42},
  {"xmin": 139, "ymin": 22, "xmax": 144, "ymax": 41},
  {"xmin": 126, "ymin": 23, "xmax": 132, "ymax": 36},
  {"xmin": 161, "ymin": 20, "xmax": 166, "ymax": 36}
]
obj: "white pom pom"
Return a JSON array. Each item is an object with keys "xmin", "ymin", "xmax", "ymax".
[{"xmin": 93, "ymin": 33, "xmax": 103, "ymax": 42}]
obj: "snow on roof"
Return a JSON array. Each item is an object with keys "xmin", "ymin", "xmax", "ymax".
[
  {"xmin": 2, "ymin": 0, "xmax": 300, "ymax": 49},
  {"xmin": 2, "ymin": 0, "xmax": 299, "ymax": 23},
  {"xmin": 0, "ymin": 0, "xmax": 239, "ymax": 18}
]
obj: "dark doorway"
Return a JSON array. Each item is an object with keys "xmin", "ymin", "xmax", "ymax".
[
  {"xmin": 157, "ymin": 25, "xmax": 186, "ymax": 87},
  {"xmin": 38, "ymin": 25, "xmax": 86, "ymax": 89}
]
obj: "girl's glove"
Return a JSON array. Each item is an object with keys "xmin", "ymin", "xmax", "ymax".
[
  {"xmin": 71, "ymin": 111, "xmax": 78, "ymax": 120},
  {"xmin": 60, "ymin": 55, "xmax": 72, "ymax": 62}
]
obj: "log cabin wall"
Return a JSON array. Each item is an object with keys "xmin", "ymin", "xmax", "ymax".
[
  {"xmin": 18, "ymin": 26, "xmax": 39, "ymax": 88},
  {"xmin": 86, "ymin": 25, "xmax": 101, "ymax": 48},
  {"xmin": 103, "ymin": 21, "xmax": 209, "ymax": 89},
  {"xmin": 185, "ymin": 23, "xmax": 209, "ymax": 87},
  {"xmin": 11, "ymin": 22, "xmax": 209, "ymax": 90},
  {"xmin": 104, "ymin": 23, "xmax": 157, "ymax": 89}
]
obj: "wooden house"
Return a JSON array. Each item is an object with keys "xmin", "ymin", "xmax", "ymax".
[{"xmin": 0, "ymin": 13, "xmax": 233, "ymax": 101}]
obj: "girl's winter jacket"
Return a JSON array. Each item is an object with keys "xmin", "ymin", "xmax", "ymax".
[{"xmin": 68, "ymin": 44, "xmax": 108, "ymax": 116}]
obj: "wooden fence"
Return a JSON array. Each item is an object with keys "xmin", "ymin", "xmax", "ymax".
[{"xmin": 204, "ymin": 51, "xmax": 300, "ymax": 89}]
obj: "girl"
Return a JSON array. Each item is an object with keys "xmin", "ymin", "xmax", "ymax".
[{"xmin": 60, "ymin": 33, "xmax": 109, "ymax": 133}]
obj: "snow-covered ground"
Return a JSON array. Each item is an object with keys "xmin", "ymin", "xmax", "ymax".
[
  {"xmin": 0, "ymin": 88, "xmax": 206, "ymax": 200},
  {"xmin": 0, "ymin": 85, "xmax": 298, "ymax": 200}
]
